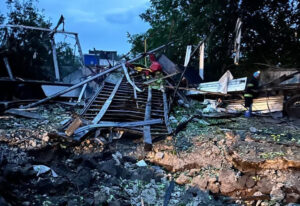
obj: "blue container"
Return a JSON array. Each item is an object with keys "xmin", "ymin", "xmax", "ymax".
[
  {"xmin": 84, "ymin": 54, "xmax": 99, "ymax": 66},
  {"xmin": 245, "ymin": 110, "xmax": 251, "ymax": 118}
]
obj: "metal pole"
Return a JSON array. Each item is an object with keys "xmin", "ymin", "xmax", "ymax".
[
  {"xmin": 0, "ymin": 24, "xmax": 77, "ymax": 35},
  {"xmin": 3, "ymin": 57, "xmax": 14, "ymax": 80},
  {"xmin": 77, "ymin": 83, "xmax": 87, "ymax": 103},
  {"xmin": 75, "ymin": 34, "xmax": 85, "ymax": 67},
  {"xmin": 22, "ymin": 43, "xmax": 171, "ymax": 109},
  {"xmin": 50, "ymin": 38, "xmax": 60, "ymax": 81}
]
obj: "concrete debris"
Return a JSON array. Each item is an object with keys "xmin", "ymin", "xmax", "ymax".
[
  {"xmin": 136, "ymin": 160, "xmax": 148, "ymax": 167},
  {"xmin": 141, "ymin": 188, "xmax": 157, "ymax": 205},
  {"xmin": 33, "ymin": 165, "xmax": 58, "ymax": 177},
  {"xmin": 249, "ymin": 127, "xmax": 257, "ymax": 133}
]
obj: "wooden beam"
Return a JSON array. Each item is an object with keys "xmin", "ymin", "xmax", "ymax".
[
  {"xmin": 65, "ymin": 117, "xmax": 82, "ymax": 136},
  {"xmin": 163, "ymin": 91, "xmax": 172, "ymax": 134},
  {"xmin": 92, "ymin": 76, "xmax": 124, "ymax": 124},
  {"xmin": 143, "ymin": 86, "xmax": 152, "ymax": 149}
]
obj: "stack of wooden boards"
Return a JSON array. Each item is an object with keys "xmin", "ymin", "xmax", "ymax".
[{"xmin": 224, "ymin": 96, "xmax": 284, "ymax": 113}]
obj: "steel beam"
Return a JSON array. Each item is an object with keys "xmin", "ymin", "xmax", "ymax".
[
  {"xmin": 143, "ymin": 86, "xmax": 152, "ymax": 148},
  {"xmin": 50, "ymin": 38, "xmax": 60, "ymax": 81},
  {"xmin": 3, "ymin": 57, "xmax": 14, "ymax": 80}
]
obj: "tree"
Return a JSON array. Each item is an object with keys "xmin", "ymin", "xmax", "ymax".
[
  {"xmin": 128, "ymin": 0, "xmax": 300, "ymax": 80},
  {"xmin": 0, "ymin": 0, "xmax": 81, "ymax": 81},
  {"xmin": 0, "ymin": 0, "xmax": 53, "ymax": 80}
]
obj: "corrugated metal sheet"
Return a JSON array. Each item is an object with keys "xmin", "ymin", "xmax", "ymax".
[
  {"xmin": 186, "ymin": 77, "xmax": 247, "ymax": 95},
  {"xmin": 261, "ymin": 69, "xmax": 300, "ymax": 85}
]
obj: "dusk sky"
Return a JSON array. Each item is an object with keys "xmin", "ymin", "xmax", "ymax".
[{"xmin": 0, "ymin": 0, "xmax": 151, "ymax": 55}]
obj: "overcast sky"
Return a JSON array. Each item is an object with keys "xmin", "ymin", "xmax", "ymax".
[{"xmin": 1, "ymin": 0, "xmax": 150, "ymax": 55}]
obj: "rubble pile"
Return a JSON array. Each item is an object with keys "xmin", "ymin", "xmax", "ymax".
[
  {"xmin": 0, "ymin": 104, "xmax": 77, "ymax": 150},
  {"xmin": 107, "ymin": 103, "xmax": 300, "ymax": 205},
  {"xmin": 0, "ymin": 104, "xmax": 241, "ymax": 206}
]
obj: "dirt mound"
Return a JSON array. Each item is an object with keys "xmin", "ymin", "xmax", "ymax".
[{"xmin": 140, "ymin": 130, "xmax": 300, "ymax": 204}]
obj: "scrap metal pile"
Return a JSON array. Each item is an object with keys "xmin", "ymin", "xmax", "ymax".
[
  {"xmin": 1, "ymin": 24, "xmax": 300, "ymax": 153},
  {"xmin": 68, "ymin": 73, "xmax": 171, "ymax": 149}
]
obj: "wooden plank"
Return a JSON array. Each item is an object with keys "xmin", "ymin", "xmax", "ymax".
[
  {"xmin": 103, "ymin": 113, "xmax": 145, "ymax": 119},
  {"xmin": 101, "ymin": 116, "xmax": 144, "ymax": 121},
  {"xmin": 88, "ymin": 112, "xmax": 145, "ymax": 118},
  {"xmin": 74, "ymin": 119, "xmax": 163, "ymax": 134},
  {"xmin": 112, "ymin": 99, "xmax": 161, "ymax": 104},
  {"xmin": 87, "ymin": 107, "xmax": 164, "ymax": 113},
  {"xmin": 143, "ymin": 86, "xmax": 152, "ymax": 148},
  {"xmin": 99, "ymin": 88, "xmax": 134, "ymax": 94},
  {"xmin": 94, "ymin": 97, "xmax": 162, "ymax": 103},
  {"xmin": 163, "ymin": 91, "xmax": 172, "ymax": 133},
  {"xmin": 97, "ymin": 92, "xmax": 160, "ymax": 98},
  {"xmin": 92, "ymin": 76, "xmax": 124, "ymax": 124},
  {"xmin": 106, "ymin": 109, "xmax": 164, "ymax": 116},
  {"xmin": 65, "ymin": 117, "xmax": 82, "ymax": 136},
  {"xmin": 225, "ymin": 95, "xmax": 284, "ymax": 113}
]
